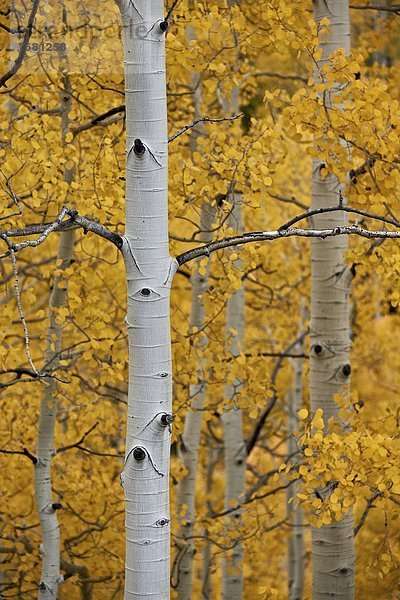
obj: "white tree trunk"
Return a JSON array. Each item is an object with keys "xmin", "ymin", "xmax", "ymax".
[
  {"xmin": 35, "ymin": 49, "xmax": 75, "ymax": 599},
  {"xmin": 176, "ymin": 204, "xmax": 214, "ymax": 599},
  {"xmin": 116, "ymin": 2, "xmax": 175, "ymax": 598},
  {"xmin": 310, "ymin": 2, "xmax": 355, "ymax": 598},
  {"xmin": 176, "ymin": 20, "xmax": 214, "ymax": 597},
  {"xmin": 287, "ymin": 338, "xmax": 304, "ymax": 600},
  {"xmin": 222, "ymin": 197, "xmax": 246, "ymax": 600}
]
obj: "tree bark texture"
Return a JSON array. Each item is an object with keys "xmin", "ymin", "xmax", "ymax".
[
  {"xmin": 116, "ymin": 2, "xmax": 176, "ymax": 598},
  {"xmin": 310, "ymin": 2, "xmax": 355, "ymax": 599},
  {"xmin": 287, "ymin": 337, "xmax": 305, "ymax": 600},
  {"xmin": 35, "ymin": 47, "xmax": 75, "ymax": 600}
]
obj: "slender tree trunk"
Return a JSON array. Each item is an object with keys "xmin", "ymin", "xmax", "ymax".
[
  {"xmin": 310, "ymin": 2, "xmax": 355, "ymax": 598},
  {"xmin": 221, "ymin": 196, "xmax": 246, "ymax": 600},
  {"xmin": 201, "ymin": 444, "xmax": 216, "ymax": 600},
  {"xmin": 34, "ymin": 44, "xmax": 75, "ymax": 599},
  {"xmin": 287, "ymin": 336, "xmax": 305, "ymax": 600},
  {"xmin": 220, "ymin": 2, "xmax": 246, "ymax": 596},
  {"xmin": 176, "ymin": 207, "xmax": 213, "ymax": 598},
  {"xmin": 116, "ymin": 2, "xmax": 175, "ymax": 598},
  {"xmin": 176, "ymin": 19, "xmax": 214, "ymax": 597}
]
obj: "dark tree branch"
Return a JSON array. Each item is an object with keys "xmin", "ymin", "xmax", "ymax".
[
  {"xmin": 72, "ymin": 105, "xmax": 125, "ymax": 136},
  {"xmin": 246, "ymin": 332, "xmax": 307, "ymax": 456},
  {"xmin": 278, "ymin": 204, "xmax": 400, "ymax": 232},
  {"xmin": 168, "ymin": 113, "xmax": 243, "ymax": 143},
  {"xmin": 56, "ymin": 423, "xmax": 99, "ymax": 454},
  {"xmin": 0, "ymin": 207, "xmax": 123, "ymax": 258},
  {"xmin": 0, "ymin": 0, "xmax": 40, "ymax": 88},
  {"xmin": 0, "ymin": 447, "xmax": 37, "ymax": 463},
  {"xmin": 176, "ymin": 225, "xmax": 400, "ymax": 266},
  {"xmin": 354, "ymin": 491, "xmax": 381, "ymax": 536},
  {"xmin": 177, "ymin": 204, "xmax": 400, "ymax": 266},
  {"xmin": 350, "ymin": 4, "xmax": 400, "ymax": 12}
]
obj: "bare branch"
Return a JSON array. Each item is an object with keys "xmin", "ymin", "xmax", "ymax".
[
  {"xmin": 246, "ymin": 332, "xmax": 307, "ymax": 456},
  {"xmin": 278, "ymin": 203, "xmax": 400, "ymax": 232},
  {"xmin": 176, "ymin": 225, "xmax": 400, "ymax": 266},
  {"xmin": 56, "ymin": 423, "xmax": 99, "ymax": 454},
  {"xmin": 10, "ymin": 248, "xmax": 40, "ymax": 375},
  {"xmin": 350, "ymin": 4, "xmax": 400, "ymax": 12},
  {"xmin": 253, "ymin": 71, "xmax": 307, "ymax": 82},
  {"xmin": 168, "ymin": 113, "xmax": 243, "ymax": 143},
  {"xmin": 0, "ymin": 208, "xmax": 123, "ymax": 258},
  {"xmin": 0, "ymin": 0, "xmax": 40, "ymax": 88},
  {"xmin": 0, "ymin": 447, "xmax": 37, "ymax": 464},
  {"xmin": 72, "ymin": 105, "xmax": 125, "ymax": 137},
  {"xmin": 354, "ymin": 491, "xmax": 381, "ymax": 536},
  {"xmin": 177, "ymin": 204, "xmax": 400, "ymax": 265}
]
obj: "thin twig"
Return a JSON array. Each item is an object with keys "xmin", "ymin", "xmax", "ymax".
[
  {"xmin": 168, "ymin": 113, "xmax": 243, "ymax": 143},
  {"xmin": 0, "ymin": 0, "xmax": 40, "ymax": 88},
  {"xmin": 9, "ymin": 248, "xmax": 39, "ymax": 375}
]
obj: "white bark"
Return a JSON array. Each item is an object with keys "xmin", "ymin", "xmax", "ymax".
[
  {"xmin": 176, "ymin": 205, "xmax": 214, "ymax": 599},
  {"xmin": 116, "ymin": 2, "xmax": 175, "ymax": 598},
  {"xmin": 222, "ymin": 197, "xmax": 246, "ymax": 600},
  {"xmin": 201, "ymin": 444, "xmax": 215, "ymax": 599},
  {"xmin": 287, "ymin": 337, "xmax": 305, "ymax": 600},
  {"xmin": 35, "ymin": 49, "xmax": 75, "ymax": 599},
  {"xmin": 175, "ymin": 20, "xmax": 214, "ymax": 597},
  {"xmin": 310, "ymin": 2, "xmax": 355, "ymax": 598}
]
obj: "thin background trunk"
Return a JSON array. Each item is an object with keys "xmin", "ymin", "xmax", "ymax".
[
  {"xmin": 221, "ymin": 196, "xmax": 246, "ymax": 600},
  {"xmin": 34, "ymin": 39, "xmax": 75, "ymax": 599},
  {"xmin": 221, "ymin": 3, "xmax": 246, "ymax": 595},
  {"xmin": 287, "ymin": 334, "xmax": 305, "ymax": 600},
  {"xmin": 310, "ymin": 2, "xmax": 355, "ymax": 598},
  {"xmin": 176, "ymin": 17, "xmax": 214, "ymax": 598}
]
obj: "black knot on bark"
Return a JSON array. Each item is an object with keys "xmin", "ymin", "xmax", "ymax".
[
  {"xmin": 156, "ymin": 518, "xmax": 169, "ymax": 527},
  {"xmin": 52, "ymin": 502, "xmax": 62, "ymax": 511},
  {"xmin": 140, "ymin": 288, "xmax": 151, "ymax": 296},
  {"xmin": 342, "ymin": 364, "xmax": 351, "ymax": 377},
  {"xmin": 313, "ymin": 344, "xmax": 323, "ymax": 355},
  {"xmin": 133, "ymin": 138, "xmax": 145, "ymax": 156},
  {"xmin": 133, "ymin": 447, "xmax": 146, "ymax": 461},
  {"xmin": 159, "ymin": 20, "xmax": 168, "ymax": 32},
  {"xmin": 160, "ymin": 413, "xmax": 174, "ymax": 426}
]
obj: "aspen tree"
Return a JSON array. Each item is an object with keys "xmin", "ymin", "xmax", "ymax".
[
  {"xmin": 220, "ymin": 3, "xmax": 246, "ymax": 596},
  {"xmin": 287, "ymin": 335, "xmax": 305, "ymax": 600},
  {"xmin": 174, "ymin": 14, "xmax": 216, "ymax": 597},
  {"xmin": 115, "ymin": 1, "xmax": 175, "ymax": 597},
  {"xmin": 310, "ymin": 1, "xmax": 355, "ymax": 598},
  {"xmin": 34, "ymin": 40, "xmax": 75, "ymax": 599},
  {"xmin": 221, "ymin": 198, "xmax": 246, "ymax": 600}
]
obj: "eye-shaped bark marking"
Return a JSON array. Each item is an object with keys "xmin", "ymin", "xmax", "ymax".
[
  {"xmin": 130, "ymin": 287, "xmax": 161, "ymax": 302},
  {"xmin": 153, "ymin": 518, "xmax": 170, "ymax": 528}
]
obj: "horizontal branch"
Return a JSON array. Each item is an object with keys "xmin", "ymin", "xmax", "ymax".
[
  {"xmin": 0, "ymin": 208, "xmax": 123, "ymax": 257},
  {"xmin": 349, "ymin": 3, "xmax": 400, "ymax": 11},
  {"xmin": 168, "ymin": 113, "xmax": 243, "ymax": 143},
  {"xmin": 72, "ymin": 105, "xmax": 125, "ymax": 136},
  {"xmin": 177, "ymin": 204, "xmax": 400, "ymax": 265},
  {"xmin": 279, "ymin": 203, "xmax": 400, "ymax": 231},
  {"xmin": 176, "ymin": 225, "xmax": 400, "ymax": 265},
  {"xmin": 0, "ymin": 447, "xmax": 37, "ymax": 463}
]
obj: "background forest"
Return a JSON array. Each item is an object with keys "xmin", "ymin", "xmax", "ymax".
[{"xmin": 0, "ymin": 0, "xmax": 400, "ymax": 598}]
